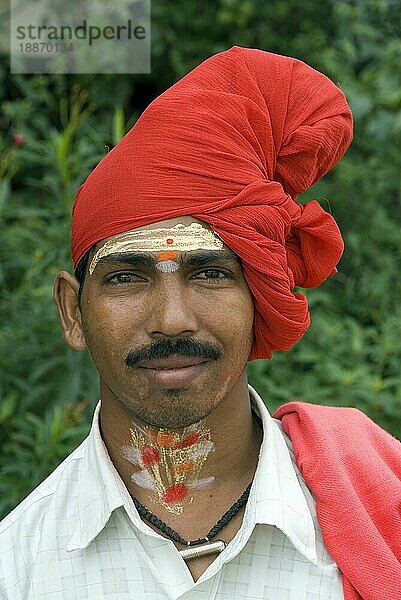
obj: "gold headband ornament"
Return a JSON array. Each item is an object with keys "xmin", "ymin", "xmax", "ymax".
[{"xmin": 88, "ymin": 222, "xmax": 224, "ymax": 275}]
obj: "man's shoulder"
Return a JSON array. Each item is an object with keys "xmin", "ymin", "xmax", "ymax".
[
  {"xmin": 274, "ymin": 401, "xmax": 370, "ymax": 424},
  {"xmin": 0, "ymin": 436, "xmax": 89, "ymax": 540},
  {"xmin": 274, "ymin": 400, "xmax": 401, "ymax": 449},
  {"xmin": 0, "ymin": 436, "xmax": 94, "ymax": 598}
]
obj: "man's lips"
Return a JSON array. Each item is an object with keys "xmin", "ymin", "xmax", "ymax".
[
  {"xmin": 136, "ymin": 356, "xmax": 211, "ymax": 387},
  {"xmin": 137, "ymin": 356, "xmax": 209, "ymax": 370}
]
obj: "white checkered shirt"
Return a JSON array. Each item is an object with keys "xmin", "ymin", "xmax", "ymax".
[{"xmin": 0, "ymin": 386, "xmax": 344, "ymax": 599}]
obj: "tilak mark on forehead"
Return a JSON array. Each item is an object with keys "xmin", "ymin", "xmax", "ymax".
[{"xmin": 88, "ymin": 222, "xmax": 224, "ymax": 275}]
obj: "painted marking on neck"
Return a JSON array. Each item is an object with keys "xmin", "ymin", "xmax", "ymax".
[{"xmin": 123, "ymin": 421, "xmax": 215, "ymax": 514}]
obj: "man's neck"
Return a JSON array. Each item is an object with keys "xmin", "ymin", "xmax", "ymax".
[{"xmin": 99, "ymin": 373, "xmax": 263, "ymax": 528}]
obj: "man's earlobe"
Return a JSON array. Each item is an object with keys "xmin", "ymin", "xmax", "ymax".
[{"xmin": 53, "ymin": 271, "xmax": 87, "ymax": 351}]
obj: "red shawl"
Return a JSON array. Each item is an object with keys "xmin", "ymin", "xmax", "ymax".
[{"xmin": 274, "ymin": 402, "xmax": 401, "ymax": 600}]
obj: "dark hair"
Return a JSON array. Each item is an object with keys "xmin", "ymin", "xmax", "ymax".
[{"xmin": 74, "ymin": 246, "xmax": 94, "ymax": 305}]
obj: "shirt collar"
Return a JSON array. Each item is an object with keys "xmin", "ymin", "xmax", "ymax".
[
  {"xmin": 246, "ymin": 385, "xmax": 318, "ymax": 564},
  {"xmin": 67, "ymin": 401, "xmax": 135, "ymax": 551},
  {"xmin": 68, "ymin": 387, "xmax": 318, "ymax": 565}
]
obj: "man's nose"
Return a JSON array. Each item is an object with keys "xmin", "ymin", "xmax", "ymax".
[{"xmin": 147, "ymin": 278, "xmax": 198, "ymax": 338}]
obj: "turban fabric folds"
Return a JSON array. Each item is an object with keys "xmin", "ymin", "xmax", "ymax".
[{"xmin": 72, "ymin": 46, "xmax": 353, "ymax": 360}]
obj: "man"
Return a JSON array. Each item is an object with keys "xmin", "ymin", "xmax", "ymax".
[{"xmin": 1, "ymin": 46, "xmax": 400, "ymax": 599}]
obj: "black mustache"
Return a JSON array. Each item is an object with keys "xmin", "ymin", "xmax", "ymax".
[{"xmin": 125, "ymin": 338, "xmax": 222, "ymax": 367}]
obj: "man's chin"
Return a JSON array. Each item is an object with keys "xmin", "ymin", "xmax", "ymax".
[
  {"xmin": 159, "ymin": 387, "xmax": 188, "ymax": 398},
  {"xmin": 135, "ymin": 393, "xmax": 217, "ymax": 429}
]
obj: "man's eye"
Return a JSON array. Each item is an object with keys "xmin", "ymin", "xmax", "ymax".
[
  {"xmin": 108, "ymin": 273, "xmax": 142, "ymax": 284},
  {"xmin": 195, "ymin": 269, "xmax": 230, "ymax": 281}
]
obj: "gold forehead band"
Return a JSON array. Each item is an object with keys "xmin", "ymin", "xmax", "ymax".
[{"xmin": 88, "ymin": 222, "xmax": 224, "ymax": 275}]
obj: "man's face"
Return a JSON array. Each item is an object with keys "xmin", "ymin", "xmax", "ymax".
[{"xmin": 56, "ymin": 216, "xmax": 254, "ymax": 428}]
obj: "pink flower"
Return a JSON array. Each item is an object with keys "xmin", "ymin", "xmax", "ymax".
[{"xmin": 12, "ymin": 134, "xmax": 25, "ymax": 146}]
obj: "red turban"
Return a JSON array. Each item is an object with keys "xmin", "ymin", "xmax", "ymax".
[{"xmin": 72, "ymin": 46, "xmax": 353, "ymax": 360}]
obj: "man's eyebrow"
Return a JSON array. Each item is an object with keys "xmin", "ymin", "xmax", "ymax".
[
  {"xmin": 184, "ymin": 250, "xmax": 241, "ymax": 267},
  {"xmin": 95, "ymin": 253, "xmax": 156, "ymax": 269}
]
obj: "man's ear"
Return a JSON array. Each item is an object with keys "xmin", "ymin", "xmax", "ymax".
[{"xmin": 53, "ymin": 271, "xmax": 87, "ymax": 351}]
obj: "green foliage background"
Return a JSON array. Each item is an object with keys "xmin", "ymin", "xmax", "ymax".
[{"xmin": 1, "ymin": 0, "xmax": 400, "ymax": 519}]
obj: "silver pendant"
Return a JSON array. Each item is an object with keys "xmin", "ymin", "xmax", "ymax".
[{"xmin": 179, "ymin": 539, "xmax": 226, "ymax": 561}]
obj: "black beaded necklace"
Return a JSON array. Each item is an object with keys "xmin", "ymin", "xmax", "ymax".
[{"xmin": 133, "ymin": 480, "xmax": 253, "ymax": 560}]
